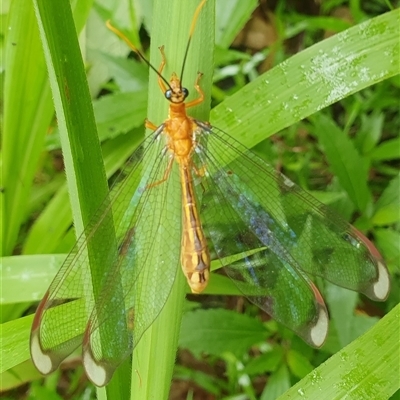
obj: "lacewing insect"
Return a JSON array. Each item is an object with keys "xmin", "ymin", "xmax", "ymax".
[{"xmin": 30, "ymin": 0, "xmax": 390, "ymax": 387}]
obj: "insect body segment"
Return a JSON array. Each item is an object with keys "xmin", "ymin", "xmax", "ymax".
[
  {"xmin": 106, "ymin": 0, "xmax": 210, "ymax": 296},
  {"xmin": 150, "ymin": 49, "xmax": 211, "ymax": 293},
  {"xmin": 180, "ymin": 162, "xmax": 211, "ymax": 293}
]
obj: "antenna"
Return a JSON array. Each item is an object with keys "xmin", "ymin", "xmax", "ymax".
[
  {"xmin": 106, "ymin": 20, "xmax": 172, "ymax": 90},
  {"xmin": 179, "ymin": 0, "xmax": 207, "ymax": 86}
]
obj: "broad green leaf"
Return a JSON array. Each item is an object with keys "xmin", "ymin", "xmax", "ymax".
[
  {"xmin": 373, "ymin": 173, "xmax": 400, "ymax": 226},
  {"xmin": 94, "ymin": 91, "xmax": 147, "ymax": 140},
  {"xmin": 0, "ymin": 316, "xmax": 33, "ymax": 373},
  {"xmin": 0, "ymin": 360, "xmax": 42, "ymax": 392},
  {"xmin": 371, "ymin": 138, "xmax": 400, "ymax": 161},
  {"xmin": 326, "ymin": 284, "xmax": 358, "ymax": 348},
  {"xmin": 2, "ymin": 0, "xmax": 53, "ymax": 256},
  {"xmin": 285, "ymin": 16, "xmax": 351, "ymax": 34},
  {"xmin": 99, "ymin": 54, "xmax": 149, "ymax": 93},
  {"xmin": 215, "ymin": 0, "xmax": 258, "ymax": 48},
  {"xmin": 357, "ymin": 111, "xmax": 384, "ymax": 153},
  {"xmin": 23, "ymin": 130, "xmax": 141, "ymax": 255},
  {"xmin": 2, "ymin": 0, "xmax": 93, "ymax": 258},
  {"xmin": 85, "ymin": 3, "xmax": 132, "ymax": 96},
  {"xmin": 0, "ymin": 255, "xmax": 65, "ymax": 304},
  {"xmin": 287, "ymin": 349, "xmax": 314, "ymax": 379},
  {"xmin": 129, "ymin": 1, "xmax": 215, "ymax": 399},
  {"xmin": 310, "ymin": 113, "xmax": 371, "ymax": 212},
  {"xmin": 174, "ymin": 365, "xmax": 224, "ymax": 396},
  {"xmin": 375, "ymin": 228, "xmax": 400, "ymax": 267},
  {"xmin": 179, "ymin": 309, "xmax": 268, "ymax": 358},
  {"xmin": 261, "ymin": 364, "xmax": 291, "ymax": 400},
  {"xmin": 211, "ymin": 9, "xmax": 400, "ymax": 149},
  {"xmin": 45, "ymin": 91, "xmax": 148, "ymax": 151},
  {"xmin": 243, "ymin": 348, "xmax": 284, "ymax": 376},
  {"xmin": 28, "ymin": 384, "xmax": 64, "ymax": 400},
  {"xmin": 32, "ymin": 0, "xmax": 122, "ymax": 397},
  {"xmin": 277, "ymin": 305, "xmax": 400, "ymax": 400}
]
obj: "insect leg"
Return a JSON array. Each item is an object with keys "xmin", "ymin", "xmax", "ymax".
[
  {"xmin": 185, "ymin": 72, "xmax": 204, "ymax": 108},
  {"xmin": 145, "ymin": 119, "xmax": 159, "ymax": 131},
  {"xmin": 146, "ymin": 154, "xmax": 174, "ymax": 189}
]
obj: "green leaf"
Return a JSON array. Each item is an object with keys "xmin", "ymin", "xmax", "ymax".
[
  {"xmin": 310, "ymin": 113, "xmax": 371, "ymax": 212},
  {"xmin": 129, "ymin": 1, "xmax": 215, "ymax": 399},
  {"xmin": 2, "ymin": 0, "xmax": 53, "ymax": 256},
  {"xmin": 371, "ymin": 138, "xmax": 400, "ymax": 161},
  {"xmin": 243, "ymin": 348, "xmax": 284, "ymax": 376},
  {"xmin": 98, "ymin": 54, "xmax": 149, "ymax": 93},
  {"xmin": 215, "ymin": 0, "xmax": 258, "ymax": 48},
  {"xmin": 326, "ymin": 284, "xmax": 358, "ymax": 348},
  {"xmin": 287, "ymin": 16, "xmax": 351, "ymax": 34},
  {"xmin": 32, "ymin": 0, "xmax": 110, "ymax": 240},
  {"xmin": 24, "ymin": 130, "xmax": 141, "ymax": 255},
  {"xmin": 277, "ymin": 305, "xmax": 400, "ymax": 399},
  {"xmin": 357, "ymin": 111, "xmax": 384, "ymax": 153},
  {"xmin": 94, "ymin": 91, "xmax": 148, "ymax": 141},
  {"xmin": 85, "ymin": 5, "xmax": 133, "ymax": 96},
  {"xmin": 375, "ymin": 228, "xmax": 400, "ymax": 267},
  {"xmin": 174, "ymin": 365, "xmax": 224, "ymax": 396},
  {"xmin": 0, "ymin": 316, "xmax": 32, "ymax": 373},
  {"xmin": 0, "ymin": 360, "xmax": 43, "ymax": 392},
  {"xmin": 0, "ymin": 255, "xmax": 65, "ymax": 304},
  {"xmin": 287, "ymin": 349, "xmax": 314, "ymax": 379},
  {"xmin": 373, "ymin": 173, "xmax": 400, "ymax": 226},
  {"xmin": 179, "ymin": 309, "xmax": 268, "ymax": 358},
  {"xmin": 210, "ymin": 9, "xmax": 400, "ymax": 149},
  {"xmin": 261, "ymin": 364, "xmax": 291, "ymax": 400},
  {"xmin": 32, "ymin": 0, "xmax": 125, "ymax": 397},
  {"xmin": 28, "ymin": 384, "xmax": 64, "ymax": 400},
  {"xmin": 45, "ymin": 91, "xmax": 148, "ymax": 151}
]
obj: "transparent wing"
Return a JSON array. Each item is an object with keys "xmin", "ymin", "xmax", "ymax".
[
  {"xmin": 193, "ymin": 121, "xmax": 389, "ymax": 345},
  {"xmin": 30, "ymin": 127, "xmax": 182, "ymax": 386}
]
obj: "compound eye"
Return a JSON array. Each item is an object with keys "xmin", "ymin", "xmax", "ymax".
[
  {"xmin": 165, "ymin": 90, "xmax": 172, "ymax": 100},
  {"xmin": 182, "ymin": 87, "xmax": 189, "ymax": 98}
]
